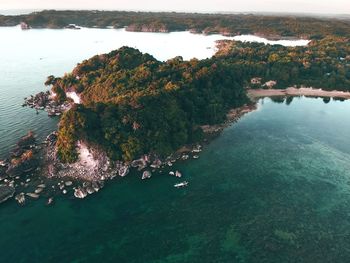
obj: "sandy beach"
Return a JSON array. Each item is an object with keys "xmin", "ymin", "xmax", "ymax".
[{"xmin": 247, "ymin": 88, "xmax": 350, "ymax": 100}]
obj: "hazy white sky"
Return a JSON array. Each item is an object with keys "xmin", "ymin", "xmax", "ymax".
[{"xmin": 0, "ymin": 0, "xmax": 349, "ymax": 14}]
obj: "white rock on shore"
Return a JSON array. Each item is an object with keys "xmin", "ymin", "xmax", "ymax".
[
  {"xmin": 142, "ymin": 171, "xmax": 152, "ymax": 180},
  {"xmin": 74, "ymin": 187, "xmax": 87, "ymax": 199}
]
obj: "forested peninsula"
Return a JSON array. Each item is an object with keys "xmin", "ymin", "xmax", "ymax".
[
  {"xmin": 2, "ymin": 10, "xmax": 348, "ymax": 180},
  {"xmin": 44, "ymin": 32, "xmax": 350, "ymax": 164},
  {"xmin": 1, "ymin": 10, "xmax": 350, "ymax": 39},
  {"xmin": 49, "ymin": 47, "xmax": 249, "ymax": 163},
  {"xmin": 0, "ymin": 11, "xmax": 349, "ymax": 203}
]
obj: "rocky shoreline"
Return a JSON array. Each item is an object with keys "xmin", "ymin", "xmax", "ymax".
[
  {"xmin": 8, "ymin": 85, "xmax": 348, "ymax": 205},
  {"xmin": 201, "ymin": 103, "xmax": 257, "ymax": 134},
  {"xmin": 23, "ymin": 91, "xmax": 71, "ymax": 117},
  {"xmin": 43, "ymin": 130, "xmax": 202, "ymax": 185},
  {"xmin": 0, "ymin": 132, "xmax": 49, "ymax": 205},
  {"xmin": 1, "ymin": 91, "xmax": 258, "ymax": 206},
  {"xmin": 0, "ymin": 128, "xmax": 204, "ymax": 205}
]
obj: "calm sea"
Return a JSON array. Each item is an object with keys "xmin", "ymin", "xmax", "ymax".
[
  {"xmin": 1, "ymin": 97, "xmax": 350, "ymax": 262},
  {"xmin": 2, "ymin": 27, "xmax": 349, "ymax": 262},
  {"xmin": 0, "ymin": 9, "xmax": 40, "ymax": 15}
]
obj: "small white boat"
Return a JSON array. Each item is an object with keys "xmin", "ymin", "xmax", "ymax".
[{"xmin": 174, "ymin": 181, "xmax": 188, "ymax": 188}]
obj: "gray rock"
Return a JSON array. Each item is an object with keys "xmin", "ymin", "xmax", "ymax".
[
  {"xmin": 92, "ymin": 182, "xmax": 100, "ymax": 192},
  {"xmin": 86, "ymin": 186, "xmax": 95, "ymax": 195},
  {"xmin": 65, "ymin": 181, "xmax": 73, "ymax": 186},
  {"xmin": 74, "ymin": 187, "xmax": 87, "ymax": 199},
  {"xmin": 142, "ymin": 170, "xmax": 152, "ymax": 180},
  {"xmin": 34, "ymin": 188, "xmax": 43, "ymax": 194},
  {"xmin": 15, "ymin": 193, "xmax": 25, "ymax": 205},
  {"xmin": 26, "ymin": 193, "xmax": 39, "ymax": 199}
]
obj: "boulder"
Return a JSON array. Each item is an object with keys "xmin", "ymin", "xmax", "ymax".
[
  {"xmin": 26, "ymin": 193, "xmax": 40, "ymax": 199},
  {"xmin": 64, "ymin": 181, "xmax": 73, "ymax": 186},
  {"xmin": 175, "ymin": 171, "xmax": 182, "ymax": 178},
  {"xmin": 74, "ymin": 187, "xmax": 87, "ymax": 199},
  {"xmin": 15, "ymin": 193, "xmax": 26, "ymax": 205},
  {"xmin": 142, "ymin": 171, "xmax": 152, "ymax": 180}
]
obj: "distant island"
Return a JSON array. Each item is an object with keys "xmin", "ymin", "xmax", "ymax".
[{"xmin": 1, "ymin": 10, "xmax": 350, "ymax": 39}]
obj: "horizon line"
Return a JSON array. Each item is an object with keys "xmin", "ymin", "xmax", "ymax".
[{"xmin": 0, "ymin": 8, "xmax": 349, "ymax": 17}]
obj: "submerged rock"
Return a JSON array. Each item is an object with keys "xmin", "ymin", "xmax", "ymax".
[
  {"xmin": 17, "ymin": 131, "xmax": 36, "ymax": 149},
  {"xmin": 6, "ymin": 151, "xmax": 39, "ymax": 177},
  {"xmin": 0, "ymin": 185, "xmax": 15, "ymax": 204}
]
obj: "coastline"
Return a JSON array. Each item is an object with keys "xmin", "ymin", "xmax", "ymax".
[
  {"xmin": 201, "ymin": 103, "xmax": 257, "ymax": 134},
  {"xmin": 1, "ymin": 25, "xmax": 309, "ymax": 43},
  {"xmin": 3, "ymin": 86, "xmax": 349, "ymax": 204},
  {"xmin": 247, "ymin": 87, "xmax": 350, "ymax": 100}
]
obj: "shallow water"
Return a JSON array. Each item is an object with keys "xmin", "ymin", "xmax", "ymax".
[{"xmin": 1, "ymin": 97, "xmax": 350, "ymax": 262}]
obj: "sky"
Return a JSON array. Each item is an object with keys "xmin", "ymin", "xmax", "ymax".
[{"xmin": 0, "ymin": 0, "xmax": 349, "ymax": 14}]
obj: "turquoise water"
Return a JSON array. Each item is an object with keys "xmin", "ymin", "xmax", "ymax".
[
  {"xmin": 1, "ymin": 27, "xmax": 350, "ymax": 262},
  {"xmin": 1, "ymin": 97, "xmax": 350, "ymax": 262}
]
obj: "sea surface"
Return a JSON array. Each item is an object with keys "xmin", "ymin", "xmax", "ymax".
[
  {"xmin": 1, "ymin": 96, "xmax": 350, "ymax": 262},
  {"xmin": 0, "ymin": 9, "xmax": 40, "ymax": 15},
  {"xmin": 2, "ymin": 27, "xmax": 349, "ymax": 263}
]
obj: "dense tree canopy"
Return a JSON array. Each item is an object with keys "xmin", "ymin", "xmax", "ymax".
[
  {"xmin": 53, "ymin": 47, "xmax": 248, "ymax": 162},
  {"xmin": 215, "ymin": 36, "xmax": 350, "ymax": 89}
]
